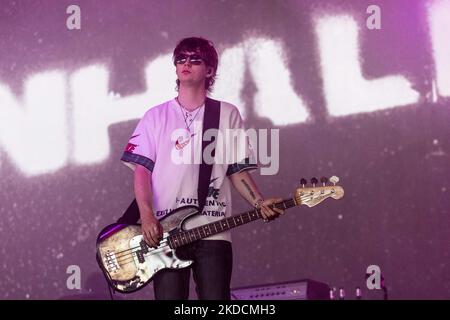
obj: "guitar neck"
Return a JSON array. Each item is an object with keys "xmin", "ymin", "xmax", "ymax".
[{"xmin": 168, "ymin": 198, "xmax": 297, "ymax": 249}]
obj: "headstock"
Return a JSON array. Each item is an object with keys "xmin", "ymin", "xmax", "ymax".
[{"xmin": 294, "ymin": 176, "xmax": 344, "ymax": 208}]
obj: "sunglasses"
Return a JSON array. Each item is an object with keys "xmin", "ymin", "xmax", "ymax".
[{"xmin": 174, "ymin": 54, "xmax": 204, "ymax": 65}]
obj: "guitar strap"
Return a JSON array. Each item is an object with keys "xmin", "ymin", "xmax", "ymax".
[
  {"xmin": 198, "ymin": 97, "xmax": 221, "ymax": 213},
  {"xmin": 117, "ymin": 97, "xmax": 221, "ymax": 224}
]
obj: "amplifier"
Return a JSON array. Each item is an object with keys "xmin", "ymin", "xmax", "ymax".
[{"xmin": 231, "ymin": 279, "xmax": 330, "ymax": 300}]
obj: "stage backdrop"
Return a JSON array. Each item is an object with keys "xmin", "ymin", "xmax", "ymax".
[{"xmin": 0, "ymin": 0, "xmax": 449, "ymax": 299}]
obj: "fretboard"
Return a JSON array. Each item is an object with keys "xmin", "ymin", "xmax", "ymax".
[{"xmin": 168, "ymin": 198, "xmax": 297, "ymax": 249}]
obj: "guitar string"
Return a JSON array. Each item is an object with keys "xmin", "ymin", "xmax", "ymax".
[
  {"xmin": 104, "ymin": 195, "xmax": 317, "ymax": 268},
  {"xmin": 107, "ymin": 200, "xmax": 297, "ymax": 265},
  {"xmin": 104, "ymin": 194, "xmax": 325, "ymax": 268},
  {"xmin": 104, "ymin": 194, "xmax": 322, "ymax": 269}
]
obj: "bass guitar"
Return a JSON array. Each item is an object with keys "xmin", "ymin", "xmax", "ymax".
[{"xmin": 96, "ymin": 176, "xmax": 344, "ymax": 293}]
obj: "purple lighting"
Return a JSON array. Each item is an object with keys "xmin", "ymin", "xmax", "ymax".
[{"xmin": 0, "ymin": 0, "xmax": 449, "ymax": 300}]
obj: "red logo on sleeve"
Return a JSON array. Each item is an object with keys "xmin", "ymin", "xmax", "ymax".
[{"xmin": 125, "ymin": 143, "xmax": 138, "ymax": 152}]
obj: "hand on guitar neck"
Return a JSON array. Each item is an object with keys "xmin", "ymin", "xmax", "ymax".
[{"xmin": 256, "ymin": 198, "xmax": 285, "ymax": 222}]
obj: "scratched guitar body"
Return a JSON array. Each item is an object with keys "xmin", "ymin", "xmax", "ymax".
[
  {"xmin": 96, "ymin": 181, "xmax": 344, "ymax": 293},
  {"xmin": 96, "ymin": 205, "xmax": 199, "ymax": 293}
]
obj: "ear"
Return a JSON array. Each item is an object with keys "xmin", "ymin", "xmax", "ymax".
[{"xmin": 206, "ymin": 67, "xmax": 214, "ymax": 78}]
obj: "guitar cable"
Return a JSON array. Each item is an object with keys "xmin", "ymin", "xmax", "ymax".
[{"xmin": 107, "ymin": 282, "xmax": 115, "ymax": 300}]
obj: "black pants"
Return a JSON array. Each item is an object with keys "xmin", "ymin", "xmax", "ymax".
[{"xmin": 153, "ymin": 240, "xmax": 233, "ymax": 300}]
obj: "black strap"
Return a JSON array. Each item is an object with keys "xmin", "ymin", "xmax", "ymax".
[
  {"xmin": 117, "ymin": 97, "xmax": 221, "ymax": 224},
  {"xmin": 116, "ymin": 198, "xmax": 139, "ymax": 224},
  {"xmin": 198, "ymin": 97, "xmax": 221, "ymax": 213}
]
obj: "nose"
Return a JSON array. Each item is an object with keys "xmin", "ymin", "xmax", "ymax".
[{"xmin": 183, "ymin": 58, "xmax": 192, "ymax": 66}]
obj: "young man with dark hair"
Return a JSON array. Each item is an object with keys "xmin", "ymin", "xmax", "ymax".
[{"xmin": 121, "ymin": 36, "xmax": 283, "ymax": 300}]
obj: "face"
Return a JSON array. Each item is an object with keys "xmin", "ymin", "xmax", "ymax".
[{"xmin": 175, "ymin": 51, "xmax": 213, "ymax": 87}]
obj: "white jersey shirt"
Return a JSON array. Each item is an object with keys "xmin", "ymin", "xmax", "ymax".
[{"xmin": 121, "ymin": 98, "xmax": 257, "ymax": 242}]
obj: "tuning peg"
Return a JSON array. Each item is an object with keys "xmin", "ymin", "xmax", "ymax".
[
  {"xmin": 300, "ymin": 178, "xmax": 307, "ymax": 187},
  {"xmin": 311, "ymin": 177, "xmax": 318, "ymax": 186},
  {"xmin": 329, "ymin": 176, "xmax": 339, "ymax": 185},
  {"xmin": 320, "ymin": 176, "xmax": 328, "ymax": 186}
]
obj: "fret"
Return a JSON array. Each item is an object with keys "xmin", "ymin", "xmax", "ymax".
[
  {"xmin": 185, "ymin": 231, "xmax": 191, "ymax": 243},
  {"xmin": 172, "ymin": 234, "xmax": 178, "ymax": 247},
  {"xmin": 180, "ymin": 233, "xmax": 187, "ymax": 246},
  {"xmin": 187, "ymin": 230, "xmax": 192, "ymax": 242},
  {"xmin": 204, "ymin": 226, "xmax": 210, "ymax": 237},
  {"xmin": 168, "ymin": 199, "xmax": 295, "ymax": 246},
  {"xmin": 198, "ymin": 227, "xmax": 206, "ymax": 238},
  {"xmin": 195, "ymin": 228, "xmax": 201, "ymax": 240},
  {"xmin": 189, "ymin": 230, "xmax": 196, "ymax": 242},
  {"xmin": 168, "ymin": 236, "xmax": 174, "ymax": 249},
  {"xmin": 175, "ymin": 234, "xmax": 183, "ymax": 247}
]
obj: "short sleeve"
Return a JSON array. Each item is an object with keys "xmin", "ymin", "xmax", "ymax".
[
  {"xmin": 225, "ymin": 107, "xmax": 258, "ymax": 176},
  {"xmin": 120, "ymin": 113, "xmax": 157, "ymax": 172}
]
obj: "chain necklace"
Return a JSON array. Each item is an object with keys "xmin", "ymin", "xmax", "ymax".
[{"xmin": 176, "ymin": 97, "xmax": 203, "ymax": 134}]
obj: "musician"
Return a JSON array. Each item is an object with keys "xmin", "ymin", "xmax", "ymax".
[{"xmin": 121, "ymin": 36, "xmax": 283, "ymax": 300}]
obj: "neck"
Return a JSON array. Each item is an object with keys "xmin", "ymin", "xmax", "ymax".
[
  {"xmin": 177, "ymin": 85, "xmax": 207, "ymax": 111},
  {"xmin": 167, "ymin": 198, "xmax": 298, "ymax": 249}
]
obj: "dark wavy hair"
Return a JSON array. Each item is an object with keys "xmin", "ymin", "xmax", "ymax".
[{"xmin": 173, "ymin": 37, "xmax": 219, "ymax": 92}]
